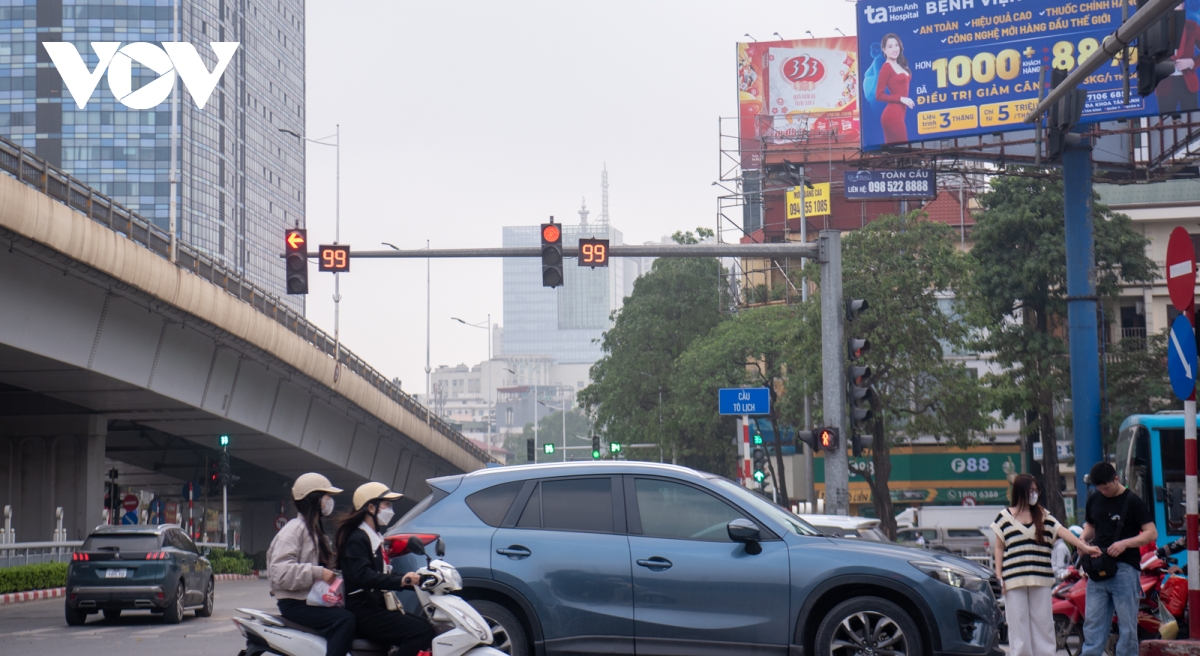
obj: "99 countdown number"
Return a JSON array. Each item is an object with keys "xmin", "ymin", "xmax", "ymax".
[
  {"xmin": 930, "ymin": 38, "xmax": 1130, "ymax": 89},
  {"xmin": 318, "ymin": 244, "xmax": 350, "ymax": 272},
  {"xmin": 577, "ymin": 238, "xmax": 610, "ymax": 268}
]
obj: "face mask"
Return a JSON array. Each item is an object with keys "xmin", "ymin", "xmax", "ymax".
[
  {"xmin": 376, "ymin": 506, "xmax": 395, "ymax": 527},
  {"xmin": 321, "ymin": 496, "xmax": 335, "ymax": 517},
  {"xmin": 1028, "ymin": 492, "xmax": 1039, "ymax": 506}
]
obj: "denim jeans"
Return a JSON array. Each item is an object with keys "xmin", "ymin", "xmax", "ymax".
[{"xmin": 1081, "ymin": 562, "xmax": 1140, "ymax": 656}]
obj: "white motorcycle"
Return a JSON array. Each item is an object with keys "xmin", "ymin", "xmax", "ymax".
[{"xmin": 233, "ymin": 537, "xmax": 507, "ymax": 656}]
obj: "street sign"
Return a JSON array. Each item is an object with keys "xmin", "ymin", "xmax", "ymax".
[
  {"xmin": 122, "ymin": 493, "xmax": 139, "ymax": 512},
  {"xmin": 1167, "ymin": 227, "xmax": 1196, "ymax": 312},
  {"xmin": 275, "ymin": 515, "xmax": 288, "ymax": 531},
  {"xmin": 121, "ymin": 511, "xmax": 138, "ymax": 525},
  {"xmin": 718, "ymin": 388, "xmax": 770, "ymax": 415},
  {"xmin": 182, "ymin": 483, "xmax": 198, "ymax": 501},
  {"xmin": 1169, "ymin": 315, "xmax": 1198, "ymax": 401}
]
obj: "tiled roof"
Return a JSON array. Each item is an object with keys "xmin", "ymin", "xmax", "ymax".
[{"xmin": 920, "ymin": 190, "xmax": 976, "ymax": 227}]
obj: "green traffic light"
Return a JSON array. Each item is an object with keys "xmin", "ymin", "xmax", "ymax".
[
  {"xmin": 752, "ymin": 433, "xmax": 763, "ymax": 445},
  {"xmin": 219, "ymin": 435, "xmax": 229, "ymax": 447},
  {"xmin": 543, "ymin": 443, "xmax": 555, "ymax": 454},
  {"xmin": 609, "ymin": 442, "xmax": 622, "ymax": 453},
  {"xmin": 592, "ymin": 449, "xmax": 601, "ymax": 459},
  {"xmin": 753, "ymin": 470, "xmax": 766, "ymax": 483}
]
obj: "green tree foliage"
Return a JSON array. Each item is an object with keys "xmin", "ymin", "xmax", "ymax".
[
  {"xmin": 1102, "ymin": 330, "xmax": 1171, "ymax": 448},
  {"xmin": 968, "ymin": 173, "xmax": 1154, "ymax": 520},
  {"xmin": 579, "ymin": 230, "xmax": 728, "ymax": 470},
  {"xmin": 838, "ymin": 212, "xmax": 994, "ymax": 535}
]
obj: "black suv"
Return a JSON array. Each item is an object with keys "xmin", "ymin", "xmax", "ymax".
[{"xmin": 65, "ymin": 524, "xmax": 214, "ymax": 625}]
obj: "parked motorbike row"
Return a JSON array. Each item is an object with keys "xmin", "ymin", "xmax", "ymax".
[{"xmin": 1051, "ymin": 538, "xmax": 1190, "ymax": 656}]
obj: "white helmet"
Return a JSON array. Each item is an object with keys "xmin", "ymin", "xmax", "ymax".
[
  {"xmin": 1069, "ymin": 525, "xmax": 1084, "ymax": 539},
  {"xmin": 292, "ymin": 473, "xmax": 343, "ymax": 501}
]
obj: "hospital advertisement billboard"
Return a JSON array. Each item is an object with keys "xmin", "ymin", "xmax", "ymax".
[{"xmin": 856, "ymin": 0, "xmax": 1187, "ymax": 150}]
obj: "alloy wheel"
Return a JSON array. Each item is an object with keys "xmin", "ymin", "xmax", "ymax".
[{"xmin": 829, "ymin": 611, "xmax": 909, "ymax": 656}]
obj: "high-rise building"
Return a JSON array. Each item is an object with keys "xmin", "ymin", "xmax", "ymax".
[{"xmin": 2, "ymin": 0, "xmax": 305, "ymax": 310}]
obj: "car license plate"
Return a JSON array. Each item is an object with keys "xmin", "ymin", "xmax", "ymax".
[{"xmin": 104, "ymin": 569, "xmax": 128, "ymax": 579}]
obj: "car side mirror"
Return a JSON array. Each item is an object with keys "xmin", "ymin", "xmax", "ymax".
[
  {"xmin": 727, "ymin": 518, "xmax": 763, "ymax": 554},
  {"xmin": 435, "ymin": 538, "xmax": 446, "ymax": 559}
]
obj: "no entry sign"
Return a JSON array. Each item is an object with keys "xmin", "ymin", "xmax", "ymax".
[
  {"xmin": 1167, "ymin": 227, "xmax": 1196, "ymax": 312},
  {"xmin": 122, "ymin": 493, "xmax": 139, "ymax": 512}
]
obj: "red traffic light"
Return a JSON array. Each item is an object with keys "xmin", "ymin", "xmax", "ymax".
[
  {"xmin": 541, "ymin": 223, "xmax": 561, "ymax": 244},
  {"xmin": 286, "ymin": 229, "xmax": 306, "ymax": 252},
  {"xmin": 818, "ymin": 428, "xmax": 840, "ymax": 450}
]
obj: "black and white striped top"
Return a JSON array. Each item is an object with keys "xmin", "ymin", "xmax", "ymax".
[{"xmin": 990, "ymin": 509, "xmax": 1063, "ymax": 589}]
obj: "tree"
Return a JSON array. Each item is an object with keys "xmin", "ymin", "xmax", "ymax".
[
  {"xmin": 673, "ymin": 304, "xmax": 807, "ymax": 497},
  {"xmin": 968, "ymin": 173, "xmax": 1154, "ymax": 521},
  {"xmin": 830, "ymin": 212, "xmax": 995, "ymax": 536},
  {"xmin": 579, "ymin": 228, "xmax": 728, "ymax": 467},
  {"xmin": 1102, "ymin": 330, "xmax": 1171, "ymax": 451}
]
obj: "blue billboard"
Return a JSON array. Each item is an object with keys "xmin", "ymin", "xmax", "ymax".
[
  {"xmin": 844, "ymin": 169, "xmax": 937, "ymax": 199},
  {"xmin": 856, "ymin": 0, "xmax": 1186, "ymax": 150}
]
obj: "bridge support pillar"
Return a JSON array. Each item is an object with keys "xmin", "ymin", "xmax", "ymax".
[{"xmin": 0, "ymin": 415, "xmax": 107, "ymax": 542}]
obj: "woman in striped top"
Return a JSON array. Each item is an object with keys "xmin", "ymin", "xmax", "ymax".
[{"xmin": 991, "ymin": 474, "xmax": 1099, "ymax": 656}]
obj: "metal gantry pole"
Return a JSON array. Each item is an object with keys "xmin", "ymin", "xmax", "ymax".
[
  {"xmin": 1063, "ymin": 139, "xmax": 1102, "ymax": 519},
  {"xmin": 166, "ymin": 0, "xmax": 179, "ymax": 263},
  {"xmin": 333, "ymin": 125, "xmax": 342, "ymax": 381},
  {"xmin": 426, "ymin": 239, "xmax": 431, "ymax": 426},
  {"xmin": 820, "ymin": 230, "xmax": 849, "ymax": 515},
  {"xmin": 799, "ymin": 182, "xmax": 816, "ymax": 509}
]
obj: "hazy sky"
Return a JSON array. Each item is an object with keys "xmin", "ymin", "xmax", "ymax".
[{"xmin": 302, "ymin": 1, "xmax": 856, "ymax": 395}]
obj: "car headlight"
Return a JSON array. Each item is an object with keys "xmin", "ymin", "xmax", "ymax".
[{"xmin": 910, "ymin": 560, "xmax": 990, "ymax": 592}]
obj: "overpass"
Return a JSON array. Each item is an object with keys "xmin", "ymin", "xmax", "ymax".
[{"xmin": 0, "ymin": 136, "xmax": 494, "ymax": 552}]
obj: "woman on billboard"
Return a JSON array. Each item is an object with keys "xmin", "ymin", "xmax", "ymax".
[{"xmin": 875, "ymin": 34, "xmax": 914, "ymax": 144}]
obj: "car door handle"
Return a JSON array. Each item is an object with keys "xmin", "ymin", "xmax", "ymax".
[
  {"xmin": 496, "ymin": 546, "xmax": 531, "ymax": 559},
  {"xmin": 636, "ymin": 557, "xmax": 673, "ymax": 570}
]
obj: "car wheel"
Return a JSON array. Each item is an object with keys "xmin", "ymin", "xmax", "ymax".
[
  {"xmin": 814, "ymin": 596, "xmax": 922, "ymax": 656},
  {"xmin": 103, "ymin": 608, "xmax": 122, "ymax": 621},
  {"xmin": 162, "ymin": 580, "xmax": 185, "ymax": 624},
  {"xmin": 65, "ymin": 604, "xmax": 87, "ymax": 626},
  {"xmin": 194, "ymin": 578, "xmax": 215, "ymax": 618},
  {"xmin": 468, "ymin": 599, "xmax": 528, "ymax": 656}
]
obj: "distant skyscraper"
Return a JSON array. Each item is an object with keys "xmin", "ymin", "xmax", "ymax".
[{"xmin": 2, "ymin": 0, "xmax": 305, "ymax": 310}]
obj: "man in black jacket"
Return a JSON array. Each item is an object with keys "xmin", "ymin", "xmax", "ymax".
[{"xmin": 336, "ymin": 482, "xmax": 434, "ymax": 656}]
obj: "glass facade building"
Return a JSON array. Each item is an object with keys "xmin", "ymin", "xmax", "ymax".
[
  {"xmin": 0, "ymin": 0, "xmax": 305, "ymax": 311},
  {"xmin": 502, "ymin": 222, "xmax": 634, "ymax": 364}
]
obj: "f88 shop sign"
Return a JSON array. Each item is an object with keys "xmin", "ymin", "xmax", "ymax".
[{"xmin": 42, "ymin": 41, "xmax": 240, "ymax": 110}]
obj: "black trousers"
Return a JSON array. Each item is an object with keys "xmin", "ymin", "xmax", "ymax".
[
  {"xmin": 277, "ymin": 598, "xmax": 357, "ymax": 656},
  {"xmin": 351, "ymin": 606, "xmax": 435, "ymax": 656}
]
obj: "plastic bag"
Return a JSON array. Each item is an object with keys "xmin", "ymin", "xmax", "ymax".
[
  {"xmin": 306, "ymin": 577, "xmax": 344, "ymax": 607},
  {"xmin": 1157, "ymin": 600, "xmax": 1179, "ymax": 640},
  {"xmin": 1162, "ymin": 574, "xmax": 1188, "ymax": 617}
]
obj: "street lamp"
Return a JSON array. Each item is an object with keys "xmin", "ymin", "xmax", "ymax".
[
  {"xmin": 506, "ymin": 367, "xmax": 540, "ymax": 460},
  {"xmin": 452, "ymin": 315, "xmax": 492, "ymax": 446},
  {"xmin": 539, "ymin": 398, "xmax": 568, "ymax": 462},
  {"xmin": 279, "ymin": 126, "xmax": 342, "ymax": 380}
]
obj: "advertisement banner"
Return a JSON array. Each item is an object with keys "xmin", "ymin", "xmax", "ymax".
[
  {"xmin": 856, "ymin": 0, "xmax": 1183, "ymax": 150},
  {"xmin": 786, "ymin": 182, "xmax": 833, "ymax": 218},
  {"xmin": 815, "ymin": 446, "xmax": 1021, "ymax": 483},
  {"xmin": 738, "ymin": 37, "xmax": 861, "ymax": 167},
  {"xmin": 844, "ymin": 169, "xmax": 937, "ymax": 199}
]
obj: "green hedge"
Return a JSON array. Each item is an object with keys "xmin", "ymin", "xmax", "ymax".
[
  {"xmin": 208, "ymin": 548, "xmax": 254, "ymax": 575},
  {"xmin": 0, "ymin": 562, "xmax": 69, "ymax": 594}
]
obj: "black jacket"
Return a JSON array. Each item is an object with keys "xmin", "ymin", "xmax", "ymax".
[{"xmin": 338, "ymin": 526, "xmax": 409, "ymax": 612}]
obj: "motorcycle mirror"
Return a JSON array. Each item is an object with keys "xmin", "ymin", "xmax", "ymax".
[
  {"xmin": 435, "ymin": 538, "xmax": 446, "ymax": 558},
  {"xmin": 407, "ymin": 536, "xmax": 426, "ymax": 556}
]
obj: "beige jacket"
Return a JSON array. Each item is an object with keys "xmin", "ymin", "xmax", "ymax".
[{"xmin": 267, "ymin": 517, "xmax": 329, "ymax": 600}]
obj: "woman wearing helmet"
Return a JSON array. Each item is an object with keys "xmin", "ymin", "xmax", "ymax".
[
  {"xmin": 266, "ymin": 473, "xmax": 355, "ymax": 656},
  {"xmin": 335, "ymin": 482, "xmax": 434, "ymax": 656}
]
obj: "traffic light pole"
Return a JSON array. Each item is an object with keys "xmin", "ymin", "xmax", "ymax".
[
  {"xmin": 222, "ymin": 445, "xmax": 229, "ymax": 548},
  {"xmin": 820, "ymin": 230, "xmax": 850, "ymax": 516}
]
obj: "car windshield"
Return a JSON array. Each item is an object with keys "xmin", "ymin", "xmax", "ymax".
[
  {"xmin": 83, "ymin": 534, "xmax": 160, "ymax": 551},
  {"xmin": 712, "ymin": 479, "xmax": 821, "ymax": 536}
]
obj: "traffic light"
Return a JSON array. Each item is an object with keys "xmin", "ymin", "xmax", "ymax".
[
  {"xmin": 592, "ymin": 435, "xmax": 601, "ymax": 459},
  {"xmin": 609, "ymin": 441, "xmax": 622, "ymax": 455},
  {"xmin": 219, "ymin": 434, "xmax": 230, "ymax": 447},
  {"xmin": 526, "ymin": 438, "xmax": 535, "ymax": 462},
  {"xmin": 751, "ymin": 446, "xmax": 768, "ymax": 484},
  {"xmin": 541, "ymin": 219, "xmax": 564, "ymax": 288},
  {"xmin": 543, "ymin": 443, "xmax": 555, "ymax": 455},
  {"xmin": 285, "ymin": 228, "xmax": 308, "ymax": 295},
  {"xmin": 1046, "ymin": 67, "xmax": 1086, "ymax": 160},
  {"xmin": 218, "ymin": 451, "xmax": 231, "ymax": 487},
  {"xmin": 817, "ymin": 427, "xmax": 840, "ymax": 451},
  {"xmin": 752, "ymin": 428, "xmax": 763, "ymax": 445},
  {"xmin": 1136, "ymin": 0, "xmax": 1184, "ymax": 97},
  {"xmin": 846, "ymin": 298, "xmax": 873, "ymax": 457}
]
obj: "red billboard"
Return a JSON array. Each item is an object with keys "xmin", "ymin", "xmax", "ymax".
[{"xmin": 738, "ymin": 37, "xmax": 860, "ymax": 168}]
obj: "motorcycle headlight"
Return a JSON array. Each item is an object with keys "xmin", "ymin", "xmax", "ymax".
[{"xmin": 910, "ymin": 561, "xmax": 990, "ymax": 593}]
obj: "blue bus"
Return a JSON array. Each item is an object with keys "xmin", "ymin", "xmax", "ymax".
[{"xmin": 1114, "ymin": 413, "xmax": 1198, "ymax": 540}]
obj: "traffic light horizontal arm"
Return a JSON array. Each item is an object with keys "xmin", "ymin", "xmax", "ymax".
[
  {"xmin": 286, "ymin": 243, "xmax": 822, "ymax": 260},
  {"xmin": 1023, "ymin": 0, "xmax": 1177, "ymax": 123}
]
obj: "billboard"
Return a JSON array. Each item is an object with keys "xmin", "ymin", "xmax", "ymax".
[
  {"xmin": 856, "ymin": 0, "xmax": 1185, "ymax": 150},
  {"xmin": 786, "ymin": 183, "xmax": 833, "ymax": 218},
  {"xmin": 844, "ymin": 169, "xmax": 937, "ymax": 199},
  {"xmin": 738, "ymin": 37, "xmax": 860, "ymax": 167}
]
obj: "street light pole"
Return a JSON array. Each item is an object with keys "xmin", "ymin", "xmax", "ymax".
[
  {"xmin": 506, "ymin": 367, "xmax": 539, "ymax": 462},
  {"xmin": 453, "ymin": 315, "xmax": 494, "ymax": 448}
]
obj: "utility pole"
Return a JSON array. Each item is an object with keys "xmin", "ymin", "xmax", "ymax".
[
  {"xmin": 799, "ymin": 178, "xmax": 816, "ymax": 509},
  {"xmin": 820, "ymin": 230, "xmax": 849, "ymax": 515}
]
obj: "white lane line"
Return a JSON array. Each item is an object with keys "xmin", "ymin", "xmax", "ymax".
[{"xmin": 195, "ymin": 624, "xmax": 237, "ymax": 634}]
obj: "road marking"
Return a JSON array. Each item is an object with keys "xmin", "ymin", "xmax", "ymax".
[{"xmin": 195, "ymin": 624, "xmax": 236, "ymax": 634}]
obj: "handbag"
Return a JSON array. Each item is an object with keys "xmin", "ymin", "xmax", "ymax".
[
  {"xmin": 383, "ymin": 590, "xmax": 404, "ymax": 613},
  {"xmin": 1080, "ymin": 493, "xmax": 1132, "ymax": 582}
]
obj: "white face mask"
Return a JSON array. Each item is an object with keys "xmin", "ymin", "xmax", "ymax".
[
  {"xmin": 376, "ymin": 506, "xmax": 395, "ymax": 527},
  {"xmin": 321, "ymin": 496, "xmax": 335, "ymax": 517},
  {"xmin": 1028, "ymin": 491, "xmax": 1039, "ymax": 506}
]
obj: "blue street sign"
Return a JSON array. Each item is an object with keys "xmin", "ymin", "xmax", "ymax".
[
  {"xmin": 719, "ymin": 388, "xmax": 770, "ymax": 415},
  {"xmin": 1168, "ymin": 315, "xmax": 1197, "ymax": 401},
  {"xmin": 120, "ymin": 511, "xmax": 138, "ymax": 525}
]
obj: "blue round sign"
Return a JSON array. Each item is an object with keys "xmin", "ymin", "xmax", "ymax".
[
  {"xmin": 1168, "ymin": 315, "xmax": 1197, "ymax": 401},
  {"xmin": 120, "ymin": 511, "xmax": 138, "ymax": 525}
]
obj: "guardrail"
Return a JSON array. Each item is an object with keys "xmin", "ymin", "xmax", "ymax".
[
  {"xmin": 0, "ymin": 541, "xmax": 83, "ymax": 568},
  {"xmin": 0, "ymin": 135, "xmax": 494, "ymax": 467}
]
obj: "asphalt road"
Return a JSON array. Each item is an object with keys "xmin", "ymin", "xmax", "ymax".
[{"xmin": 0, "ymin": 578, "xmax": 276, "ymax": 655}]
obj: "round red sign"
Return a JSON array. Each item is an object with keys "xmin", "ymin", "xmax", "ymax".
[
  {"xmin": 122, "ymin": 494, "xmax": 139, "ymax": 512},
  {"xmin": 782, "ymin": 55, "xmax": 825, "ymax": 84},
  {"xmin": 1167, "ymin": 226, "xmax": 1196, "ymax": 313},
  {"xmin": 275, "ymin": 515, "xmax": 288, "ymax": 531}
]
